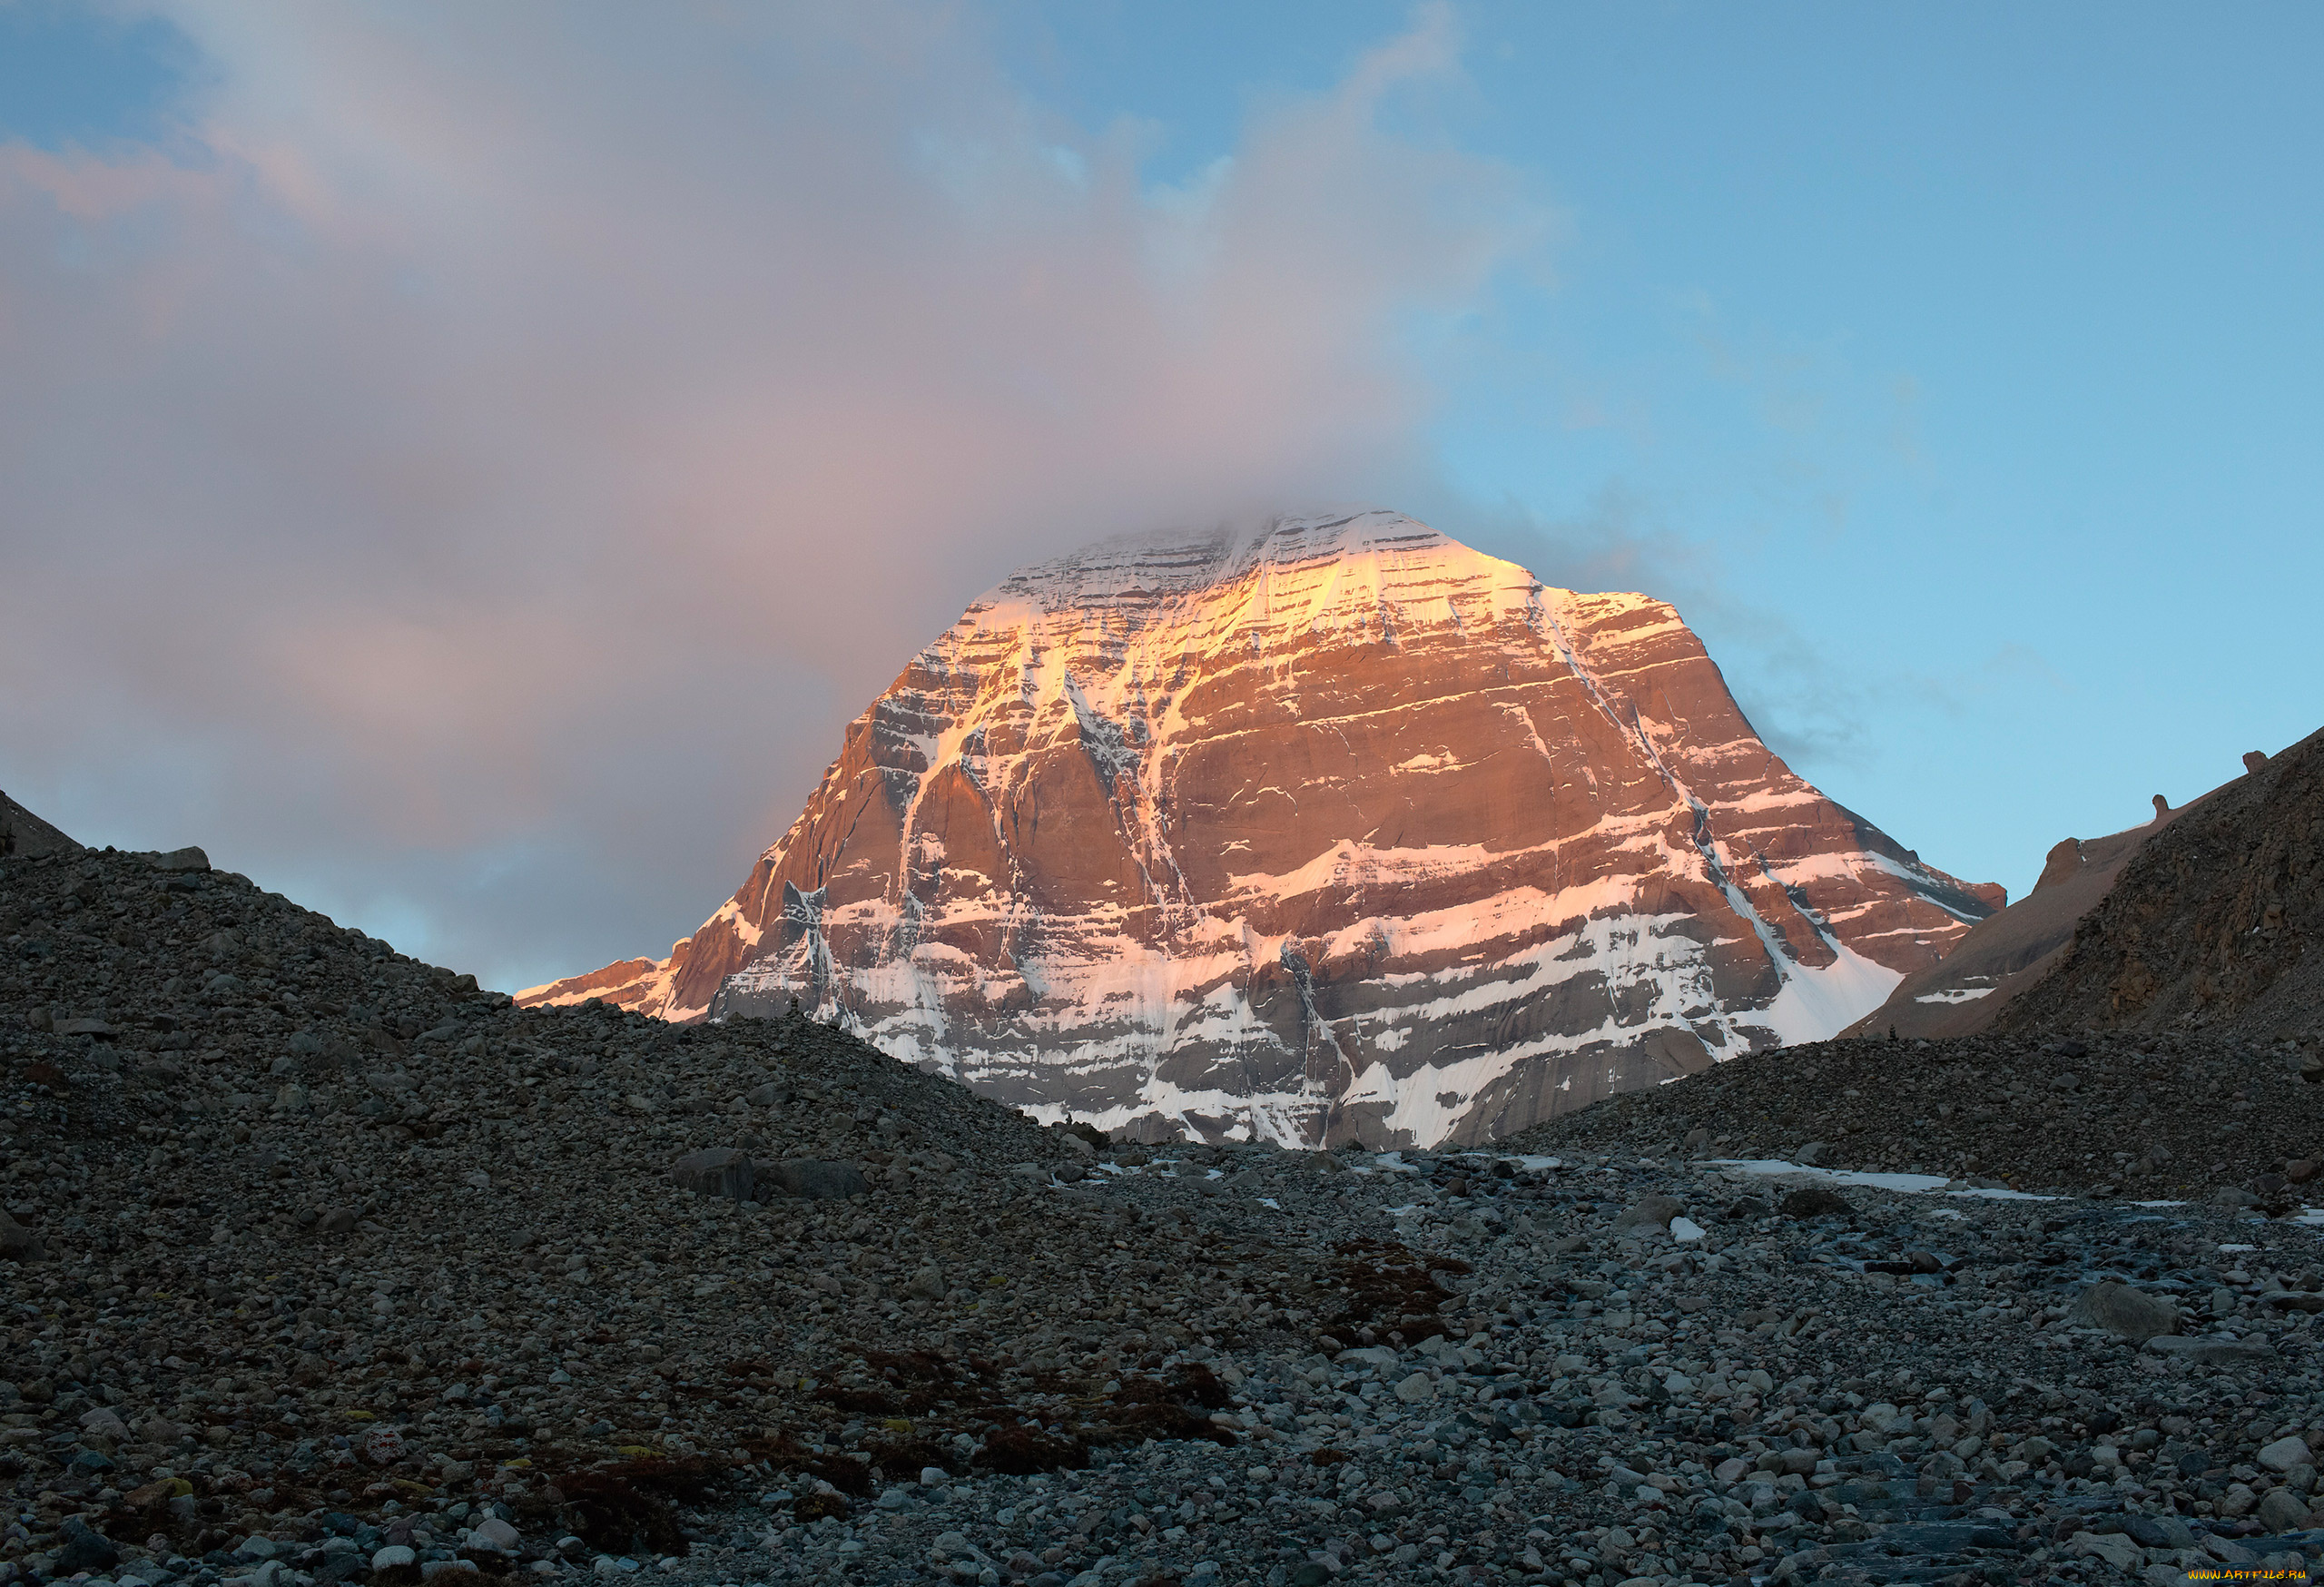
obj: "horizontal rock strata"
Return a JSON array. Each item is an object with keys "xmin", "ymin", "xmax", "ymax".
[{"xmin": 526, "ymin": 512, "xmax": 1998, "ymax": 1148}]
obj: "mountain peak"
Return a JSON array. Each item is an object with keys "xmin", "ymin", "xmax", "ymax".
[{"xmin": 522, "ymin": 509, "xmax": 1999, "ymax": 1148}]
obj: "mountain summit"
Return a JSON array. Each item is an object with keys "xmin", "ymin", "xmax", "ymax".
[{"xmin": 523, "ymin": 510, "xmax": 2000, "ymax": 1145}]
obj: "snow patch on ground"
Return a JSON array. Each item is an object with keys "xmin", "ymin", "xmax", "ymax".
[{"xmin": 1711, "ymin": 1159, "xmax": 2058, "ymax": 1202}]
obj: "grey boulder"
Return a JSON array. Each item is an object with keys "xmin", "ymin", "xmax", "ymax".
[
  {"xmin": 54, "ymin": 1519, "xmax": 119, "ymax": 1574},
  {"xmin": 2142, "ymin": 1334, "xmax": 2276, "ymax": 1366},
  {"xmin": 2065, "ymin": 1280, "xmax": 2179, "ymax": 1342},
  {"xmin": 670, "ymin": 1148, "xmax": 759, "ymax": 1202},
  {"xmin": 0, "ymin": 1209, "xmax": 44, "ymax": 1262},
  {"xmin": 2256, "ymin": 1486, "xmax": 2312, "ymax": 1533},
  {"xmin": 1612, "ymin": 1194, "xmax": 1686, "ymax": 1235}
]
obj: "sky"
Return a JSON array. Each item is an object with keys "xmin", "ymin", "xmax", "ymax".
[{"xmin": 2, "ymin": 1, "xmax": 2319, "ymax": 994}]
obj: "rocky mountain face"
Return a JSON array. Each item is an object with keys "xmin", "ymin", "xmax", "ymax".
[
  {"xmin": 521, "ymin": 512, "xmax": 2001, "ymax": 1148},
  {"xmin": 1994, "ymin": 727, "xmax": 2324, "ymax": 1043},
  {"xmin": 1843, "ymin": 817, "xmax": 2184, "ymax": 1041},
  {"xmin": 2, "ymin": 787, "xmax": 83, "ymax": 860}
]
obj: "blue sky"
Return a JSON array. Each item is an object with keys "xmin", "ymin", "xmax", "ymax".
[
  {"xmin": 1007, "ymin": 0, "xmax": 2324, "ymax": 855},
  {"xmin": 2, "ymin": 3, "xmax": 2318, "ymax": 990}
]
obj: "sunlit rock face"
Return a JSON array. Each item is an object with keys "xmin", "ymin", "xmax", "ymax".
[{"xmin": 521, "ymin": 511, "xmax": 2000, "ymax": 1147}]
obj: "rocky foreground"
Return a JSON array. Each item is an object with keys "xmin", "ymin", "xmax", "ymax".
[
  {"xmin": 5, "ymin": 843, "xmax": 2324, "ymax": 1587},
  {"xmin": 1507, "ymin": 1028, "xmax": 2324, "ymax": 1205}
]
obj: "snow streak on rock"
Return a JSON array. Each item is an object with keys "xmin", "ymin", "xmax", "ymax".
[{"xmin": 520, "ymin": 512, "xmax": 2001, "ymax": 1147}]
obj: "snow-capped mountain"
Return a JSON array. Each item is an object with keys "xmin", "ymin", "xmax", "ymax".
[{"xmin": 521, "ymin": 511, "xmax": 2002, "ymax": 1147}]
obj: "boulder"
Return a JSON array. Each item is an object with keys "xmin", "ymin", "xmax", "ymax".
[
  {"xmin": 2068, "ymin": 1532, "xmax": 2141, "ymax": 1572},
  {"xmin": 2257, "ymin": 1434, "xmax": 2314, "ymax": 1474},
  {"xmin": 1612, "ymin": 1194, "xmax": 1685, "ymax": 1235},
  {"xmin": 464, "ymin": 1518, "xmax": 519, "ymax": 1553},
  {"xmin": 53, "ymin": 1518, "xmax": 119, "ymax": 1574},
  {"xmin": 2256, "ymin": 1487, "xmax": 2311, "ymax": 1533},
  {"xmin": 2065, "ymin": 1280, "xmax": 2178, "ymax": 1342},
  {"xmin": 153, "ymin": 846, "xmax": 211, "ymax": 873},
  {"xmin": 78, "ymin": 1405, "xmax": 129, "ymax": 1441},
  {"xmin": 0, "ymin": 1209, "xmax": 44, "ymax": 1262},
  {"xmin": 670, "ymin": 1147, "xmax": 757, "ymax": 1202},
  {"xmin": 1779, "ymin": 1185, "xmax": 1856, "ymax": 1220}
]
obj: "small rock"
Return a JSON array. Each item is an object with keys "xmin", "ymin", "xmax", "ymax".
[
  {"xmin": 1668, "ymin": 1216, "xmax": 1706, "ymax": 1243},
  {"xmin": 78, "ymin": 1405, "xmax": 130, "ymax": 1440},
  {"xmin": 314, "ymin": 1207, "xmax": 357, "ymax": 1235},
  {"xmin": 2065, "ymin": 1280, "xmax": 2179, "ymax": 1342},
  {"xmin": 2143, "ymin": 1335, "xmax": 2276, "ymax": 1365},
  {"xmin": 2124, "ymin": 1513, "xmax": 2195, "ymax": 1550},
  {"xmin": 1393, "ymin": 1373, "xmax": 1436, "ymax": 1404},
  {"xmin": 2069, "ymin": 1531, "xmax": 2142, "ymax": 1571},
  {"xmin": 372, "ymin": 1545, "xmax": 418, "ymax": 1571},
  {"xmin": 0, "ymin": 1209, "xmax": 44, "ymax": 1262},
  {"xmin": 1713, "ymin": 1457, "xmax": 1750, "ymax": 1484},
  {"xmin": 466, "ymin": 1518, "xmax": 520, "ymax": 1553},
  {"xmin": 54, "ymin": 1518, "xmax": 121, "ymax": 1574},
  {"xmin": 2257, "ymin": 1434, "xmax": 2314, "ymax": 1473},
  {"xmin": 669, "ymin": 1147, "xmax": 757, "ymax": 1202},
  {"xmin": 1778, "ymin": 1185, "xmax": 1855, "ymax": 1220},
  {"xmin": 2257, "ymin": 1487, "xmax": 2311, "ymax": 1533},
  {"xmin": 1612, "ymin": 1194, "xmax": 1684, "ymax": 1235},
  {"xmin": 1794, "ymin": 1141, "xmax": 1836, "ymax": 1167},
  {"xmin": 906, "ymin": 1264, "xmax": 947, "ymax": 1301}
]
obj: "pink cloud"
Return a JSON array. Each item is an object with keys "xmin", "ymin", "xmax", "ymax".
[{"xmin": 0, "ymin": 2, "xmax": 1551, "ymax": 989}]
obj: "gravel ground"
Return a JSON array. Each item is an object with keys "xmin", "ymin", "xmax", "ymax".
[{"xmin": 7, "ymin": 843, "xmax": 2324, "ymax": 1587}]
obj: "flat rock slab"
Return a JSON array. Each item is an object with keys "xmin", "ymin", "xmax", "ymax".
[
  {"xmin": 2067, "ymin": 1278, "xmax": 2180, "ymax": 1341},
  {"xmin": 2143, "ymin": 1335, "xmax": 2277, "ymax": 1365}
]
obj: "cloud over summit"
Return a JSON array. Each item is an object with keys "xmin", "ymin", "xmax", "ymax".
[{"xmin": 0, "ymin": 2, "xmax": 1551, "ymax": 989}]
